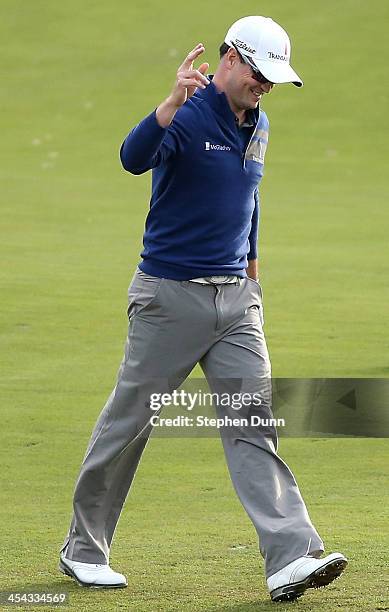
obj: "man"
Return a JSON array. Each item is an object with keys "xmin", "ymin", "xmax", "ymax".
[{"xmin": 59, "ymin": 16, "xmax": 347, "ymax": 602}]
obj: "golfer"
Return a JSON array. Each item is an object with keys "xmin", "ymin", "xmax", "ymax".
[{"xmin": 59, "ymin": 16, "xmax": 347, "ymax": 602}]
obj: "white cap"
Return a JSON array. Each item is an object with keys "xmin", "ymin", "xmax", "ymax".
[{"xmin": 224, "ymin": 16, "xmax": 303, "ymax": 87}]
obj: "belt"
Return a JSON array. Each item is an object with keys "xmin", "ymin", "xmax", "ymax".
[{"xmin": 188, "ymin": 275, "xmax": 240, "ymax": 285}]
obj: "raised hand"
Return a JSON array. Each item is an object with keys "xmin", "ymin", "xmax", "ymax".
[
  {"xmin": 169, "ymin": 43, "xmax": 210, "ymax": 107},
  {"xmin": 156, "ymin": 44, "xmax": 210, "ymax": 127}
]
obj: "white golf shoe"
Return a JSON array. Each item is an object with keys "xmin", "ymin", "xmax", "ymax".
[
  {"xmin": 59, "ymin": 552, "xmax": 127, "ymax": 588},
  {"xmin": 267, "ymin": 552, "xmax": 347, "ymax": 602}
]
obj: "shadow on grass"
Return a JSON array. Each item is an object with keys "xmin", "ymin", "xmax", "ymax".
[
  {"xmin": 4, "ymin": 580, "xmax": 80, "ymax": 592},
  {"xmin": 206, "ymin": 603, "xmax": 298, "ymax": 611}
]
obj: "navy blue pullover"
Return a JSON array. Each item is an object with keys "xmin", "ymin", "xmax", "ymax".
[{"xmin": 120, "ymin": 80, "xmax": 269, "ymax": 280}]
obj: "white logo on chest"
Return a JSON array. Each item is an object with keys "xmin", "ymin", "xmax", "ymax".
[{"xmin": 205, "ymin": 141, "xmax": 231, "ymax": 152}]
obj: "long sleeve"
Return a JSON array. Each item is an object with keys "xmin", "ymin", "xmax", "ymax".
[
  {"xmin": 120, "ymin": 107, "xmax": 193, "ymax": 175},
  {"xmin": 120, "ymin": 111, "xmax": 175, "ymax": 174},
  {"xmin": 248, "ymin": 188, "xmax": 260, "ymax": 260}
]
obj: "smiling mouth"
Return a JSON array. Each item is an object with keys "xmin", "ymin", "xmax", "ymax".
[{"xmin": 250, "ymin": 89, "xmax": 262, "ymax": 99}]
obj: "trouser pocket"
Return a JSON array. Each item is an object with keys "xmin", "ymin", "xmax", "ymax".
[
  {"xmin": 127, "ymin": 268, "xmax": 163, "ymax": 320},
  {"xmin": 245, "ymin": 277, "xmax": 265, "ymax": 326}
]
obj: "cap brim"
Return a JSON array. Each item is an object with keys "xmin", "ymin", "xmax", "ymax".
[{"xmin": 253, "ymin": 58, "xmax": 303, "ymax": 87}]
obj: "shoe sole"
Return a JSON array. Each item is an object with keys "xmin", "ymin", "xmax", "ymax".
[
  {"xmin": 270, "ymin": 557, "xmax": 348, "ymax": 603},
  {"xmin": 59, "ymin": 559, "xmax": 127, "ymax": 589}
]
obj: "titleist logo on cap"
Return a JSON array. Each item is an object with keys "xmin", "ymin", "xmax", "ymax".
[{"xmin": 235, "ymin": 39, "xmax": 256, "ymax": 54}]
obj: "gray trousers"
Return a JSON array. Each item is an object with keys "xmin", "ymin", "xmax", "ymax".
[{"xmin": 60, "ymin": 268, "xmax": 324, "ymax": 578}]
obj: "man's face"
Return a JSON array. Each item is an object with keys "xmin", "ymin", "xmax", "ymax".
[{"xmin": 226, "ymin": 50, "xmax": 274, "ymax": 112}]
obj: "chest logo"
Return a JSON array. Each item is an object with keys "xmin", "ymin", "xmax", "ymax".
[{"xmin": 205, "ymin": 141, "xmax": 231, "ymax": 152}]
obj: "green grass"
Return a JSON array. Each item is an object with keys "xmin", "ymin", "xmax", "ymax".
[
  {"xmin": 1, "ymin": 437, "xmax": 388, "ymax": 611},
  {"xmin": 2, "ymin": 0, "xmax": 389, "ymax": 378},
  {"xmin": 1, "ymin": 0, "xmax": 389, "ymax": 610}
]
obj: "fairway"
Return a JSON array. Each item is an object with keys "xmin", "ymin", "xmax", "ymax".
[
  {"xmin": 1, "ymin": 437, "xmax": 388, "ymax": 611},
  {"xmin": 1, "ymin": 0, "xmax": 389, "ymax": 610}
]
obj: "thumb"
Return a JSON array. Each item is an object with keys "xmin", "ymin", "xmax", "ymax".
[{"xmin": 198, "ymin": 62, "xmax": 209, "ymax": 75}]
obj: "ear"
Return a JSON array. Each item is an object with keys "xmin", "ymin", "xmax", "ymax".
[{"xmin": 225, "ymin": 47, "xmax": 239, "ymax": 71}]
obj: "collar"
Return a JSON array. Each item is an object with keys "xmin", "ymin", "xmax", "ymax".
[
  {"xmin": 240, "ymin": 109, "xmax": 256, "ymax": 128},
  {"xmin": 194, "ymin": 76, "xmax": 260, "ymax": 128}
]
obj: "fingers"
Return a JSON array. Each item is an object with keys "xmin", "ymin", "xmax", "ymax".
[
  {"xmin": 169, "ymin": 44, "xmax": 209, "ymax": 107},
  {"xmin": 197, "ymin": 62, "xmax": 209, "ymax": 76},
  {"xmin": 180, "ymin": 43, "xmax": 205, "ymax": 70},
  {"xmin": 179, "ymin": 68, "xmax": 209, "ymax": 86},
  {"xmin": 178, "ymin": 77, "xmax": 207, "ymax": 90}
]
